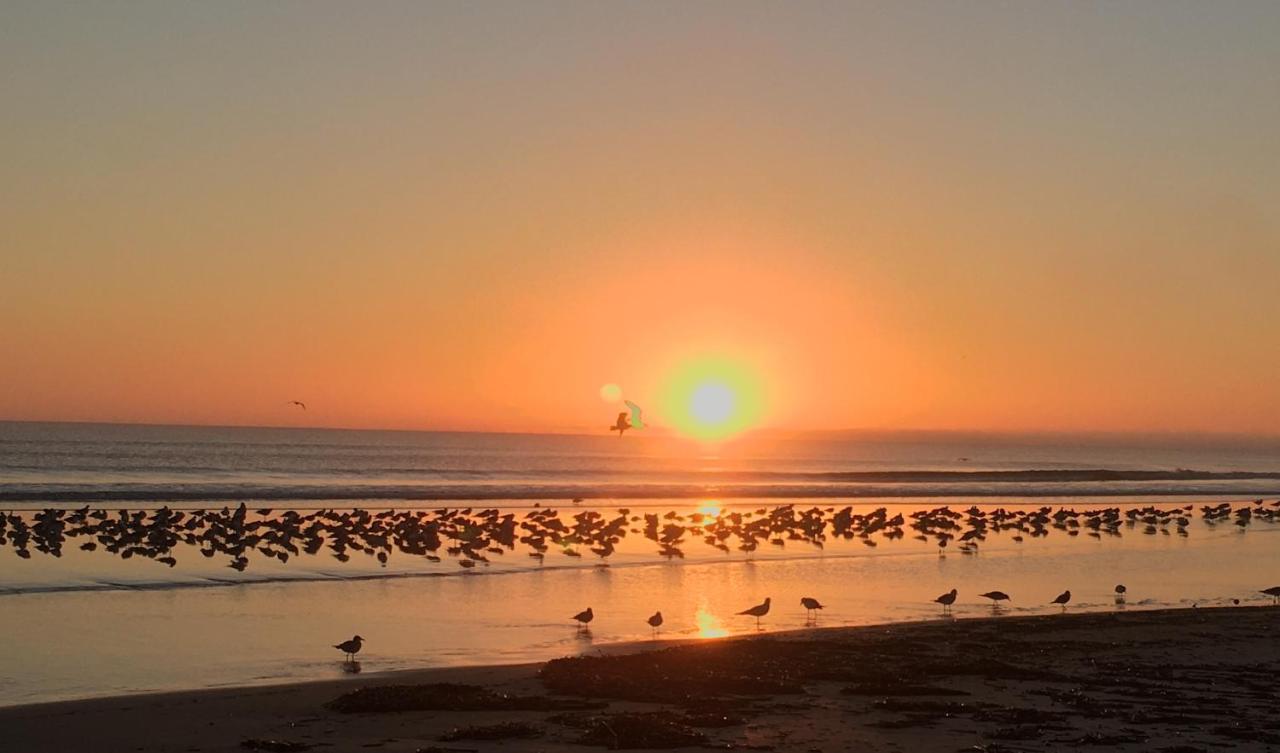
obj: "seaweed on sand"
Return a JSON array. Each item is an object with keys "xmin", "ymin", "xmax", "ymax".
[
  {"xmin": 438, "ymin": 721, "xmax": 541, "ymax": 741},
  {"xmin": 540, "ymin": 639, "xmax": 813, "ymax": 703},
  {"xmin": 325, "ymin": 682, "xmax": 605, "ymax": 714},
  {"xmin": 551, "ymin": 711, "xmax": 709, "ymax": 749}
]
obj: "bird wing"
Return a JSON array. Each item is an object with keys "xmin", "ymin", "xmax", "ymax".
[{"xmin": 624, "ymin": 400, "xmax": 644, "ymax": 428}]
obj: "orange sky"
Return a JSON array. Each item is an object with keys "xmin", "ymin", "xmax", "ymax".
[{"xmin": 2, "ymin": 3, "xmax": 1278, "ymax": 436}]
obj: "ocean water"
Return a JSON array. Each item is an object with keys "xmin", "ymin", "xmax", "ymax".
[
  {"xmin": 1, "ymin": 421, "xmax": 1279, "ymax": 707},
  {"xmin": 4, "ymin": 421, "xmax": 1280, "ymax": 503}
]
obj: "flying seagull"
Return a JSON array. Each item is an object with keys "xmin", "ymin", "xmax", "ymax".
[
  {"xmin": 624, "ymin": 400, "xmax": 644, "ymax": 429},
  {"xmin": 610, "ymin": 401, "xmax": 644, "ymax": 437},
  {"xmin": 286, "ymin": 400, "xmax": 307, "ymax": 411}
]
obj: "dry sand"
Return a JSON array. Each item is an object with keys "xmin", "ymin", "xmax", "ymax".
[{"xmin": 2, "ymin": 606, "xmax": 1278, "ymax": 752}]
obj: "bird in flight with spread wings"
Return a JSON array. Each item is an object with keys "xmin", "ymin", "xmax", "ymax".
[
  {"xmin": 609, "ymin": 400, "xmax": 644, "ymax": 437},
  {"xmin": 286, "ymin": 400, "xmax": 307, "ymax": 411}
]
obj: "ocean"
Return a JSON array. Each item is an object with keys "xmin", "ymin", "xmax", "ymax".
[{"xmin": 1, "ymin": 421, "xmax": 1278, "ymax": 706}]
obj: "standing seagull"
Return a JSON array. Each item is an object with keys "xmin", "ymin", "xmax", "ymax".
[
  {"xmin": 286, "ymin": 400, "xmax": 307, "ymax": 411},
  {"xmin": 647, "ymin": 611, "xmax": 663, "ymax": 637},
  {"xmin": 1051, "ymin": 590, "xmax": 1072, "ymax": 611},
  {"xmin": 737, "ymin": 597, "xmax": 771, "ymax": 629},
  {"xmin": 800, "ymin": 597, "xmax": 825, "ymax": 621},
  {"xmin": 572, "ymin": 607, "xmax": 594, "ymax": 630},
  {"xmin": 1114, "ymin": 584, "xmax": 1127, "ymax": 604},
  {"xmin": 934, "ymin": 588, "xmax": 958, "ymax": 614},
  {"xmin": 1262, "ymin": 586, "xmax": 1280, "ymax": 604},
  {"xmin": 333, "ymin": 635, "xmax": 363, "ymax": 662},
  {"xmin": 980, "ymin": 591, "xmax": 1011, "ymax": 609}
]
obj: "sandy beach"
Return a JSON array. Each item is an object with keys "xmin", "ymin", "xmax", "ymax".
[{"xmin": 3, "ymin": 605, "xmax": 1277, "ymax": 752}]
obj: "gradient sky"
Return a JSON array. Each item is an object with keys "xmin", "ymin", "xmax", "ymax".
[{"xmin": 2, "ymin": 1, "xmax": 1278, "ymax": 435}]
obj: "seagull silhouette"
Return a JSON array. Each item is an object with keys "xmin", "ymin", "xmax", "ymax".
[
  {"xmin": 1051, "ymin": 589, "xmax": 1071, "ymax": 611},
  {"xmin": 934, "ymin": 588, "xmax": 958, "ymax": 614},
  {"xmin": 737, "ymin": 597, "xmax": 771, "ymax": 628},
  {"xmin": 286, "ymin": 400, "xmax": 307, "ymax": 411},
  {"xmin": 333, "ymin": 634, "xmax": 363, "ymax": 662},
  {"xmin": 647, "ymin": 610, "xmax": 663, "ymax": 636},
  {"xmin": 572, "ymin": 607, "xmax": 594, "ymax": 629},
  {"xmin": 980, "ymin": 591, "xmax": 1011, "ymax": 609},
  {"xmin": 610, "ymin": 401, "xmax": 644, "ymax": 436},
  {"xmin": 800, "ymin": 596, "xmax": 824, "ymax": 620},
  {"xmin": 1262, "ymin": 586, "xmax": 1280, "ymax": 604}
]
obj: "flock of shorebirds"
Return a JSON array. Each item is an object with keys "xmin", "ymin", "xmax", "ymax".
[
  {"xmin": 4, "ymin": 499, "xmax": 1279, "ymax": 571},
  {"xmin": 333, "ymin": 584, "xmax": 1280, "ymax": 662}
]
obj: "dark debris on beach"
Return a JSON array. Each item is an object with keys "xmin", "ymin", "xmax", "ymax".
[
  {"xmin": 307, "ymin": 605, "xmax": 1280, "ymax": 750},
  {"xmin": 325, "ymin": 682, "xmax": 606, "ymax": 714}
]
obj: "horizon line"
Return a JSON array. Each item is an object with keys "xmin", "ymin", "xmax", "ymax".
[{"xmin": 3, "ymin": 417, "xmax": 1280, "ymax": 444}]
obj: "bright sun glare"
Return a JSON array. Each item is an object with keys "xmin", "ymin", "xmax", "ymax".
[{"xmin": 663, "ymin": 356, "xmax": 763, "ymax": 441}]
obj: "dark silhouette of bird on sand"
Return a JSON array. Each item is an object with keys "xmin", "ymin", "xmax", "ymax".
[
  {"xmin": 980, "ymin": 591, "xmax": 1011, "ymax": 608},
  {"xmin": 1262, "ymin": 586, "xmax": 1280, "ymax": 604},
  {"xmin": 333, "ymin": 635, "xmax": 363, "ymax": 662},
  {"xmin": 1114, "ymin": 584, "xmax": 1127, "ymax": 604},
  {"xmin": 800, "ymin": 597, "xmax": 824, "ymax": 620},
  {"xmin": 647, "ymin": 611, "xmax": 663, "ymax": 636},
  {"xmin": 934, "ymin": 588, "xmax": 958, "ymax": 614},
  {"xmin": 1051, "ymin": 589, "xmax": 1071, "ymax": 611},
  {"xmin": 572, "ymin": 607, "xmax": 594, "ymax": 629},
  {"xmin": 737, "ymin": 597, "xmax": 771, "ymax": 628}
]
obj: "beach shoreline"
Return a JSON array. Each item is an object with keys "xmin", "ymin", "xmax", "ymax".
[{"xmin": 3, "ymin": 604, "xmax": 1278, "ymax": 752}]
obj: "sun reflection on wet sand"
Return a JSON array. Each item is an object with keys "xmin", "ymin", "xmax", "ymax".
[
  {"xmin": 697, "ymin": 500, "xmax": 722, "ymax": 518},
  {"xmin": 695, "ymin": 599, "xmax": 728, "ymax": 638}
]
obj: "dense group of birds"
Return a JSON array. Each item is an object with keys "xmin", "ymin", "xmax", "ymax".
[{"xmin": 2, "ymin": 499, "xmax": 1280, "ymax": 572}]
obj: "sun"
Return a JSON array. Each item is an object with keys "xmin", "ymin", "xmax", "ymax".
[{"xmin": 662, "ymin": 356, "xmax": 763, "ymax": 441}]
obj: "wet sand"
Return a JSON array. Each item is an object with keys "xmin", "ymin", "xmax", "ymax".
[{"xmin": 3, "ymin": 606, "xmax": 1278, "ymax": 752}]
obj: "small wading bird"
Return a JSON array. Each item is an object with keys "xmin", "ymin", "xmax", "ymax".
[
  {"xmin": 647, "ymin": 611, "xmax": 663, "ymax": 636},
  {"xmin": 572, "ymin": 607, "xmax": 594, "ymax": 630},
  {"xmin": 1262, "ymin": 586, "xmax": 1280, "ymax": 604},
  {"xmin": 286, "ymin": 400, "xmax": 307, "ymax": 411},
  {"xmin": 609, "ymin": 400, "xmax": 644, "ymax": 437},
  {"xmin": 981, "ymin": 590, "xmax": 1011, "ymax": 608},
  {"xmin": 800, "ymin": 596, "xmax": 824, "ymax": 621},
  {"xmin": 737, "ymin": 597, "xmax": 771, "ymax": 628},
  {"xmin": 1051, "ymin": 589, "xmax": 1072, "ymax": 611},
  {"xmin": 1114, "ymin": 584, "xmax": 1127, "ymax": 604},
  {"xmin": 934, "ymin": 588, "xmax": 958, "ymax": 614},
  {"xmin": 333, "ymin": 634, "xmax": 363, "ymax": 662}
]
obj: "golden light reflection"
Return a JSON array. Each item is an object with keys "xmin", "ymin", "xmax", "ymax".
[
  {"xmin": 694, "ymin": 599, "xmax": 728, "ymax": 639},
  {"xmin": 697, "ymin": 500, "xmax": 722, "ymax": 518}
]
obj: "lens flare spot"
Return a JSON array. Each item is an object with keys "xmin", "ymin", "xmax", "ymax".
[{"xmin": 599, "ymin": 383, "xmax": 622, "ymax": 402}]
